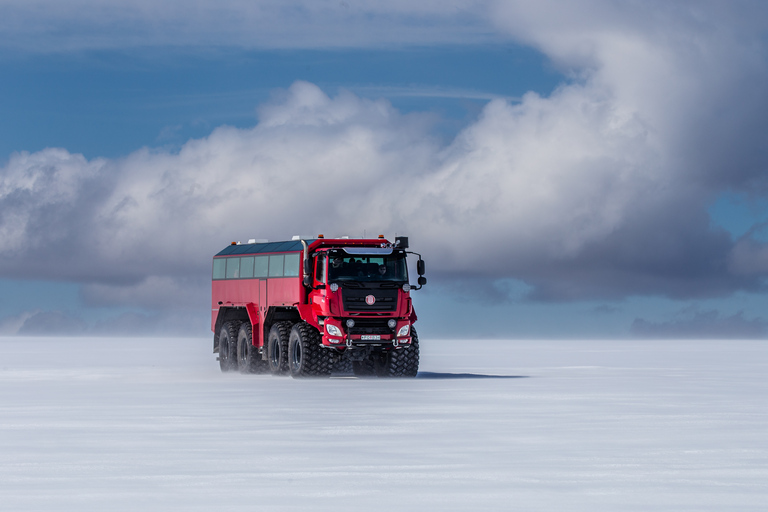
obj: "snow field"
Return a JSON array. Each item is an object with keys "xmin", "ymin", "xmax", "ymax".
[{"xmin": 0, "ymin": 337, "xmax": 767, "ymax": 511}]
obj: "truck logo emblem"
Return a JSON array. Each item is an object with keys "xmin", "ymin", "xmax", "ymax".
[{"xmin": 365, "ymin": 295, "xmax": 376, "ymax": 305}]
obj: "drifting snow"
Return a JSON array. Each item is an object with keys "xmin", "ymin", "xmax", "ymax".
[{"xmin": 0, "ymin": 337, "xmax": 766, "ymax": 510}]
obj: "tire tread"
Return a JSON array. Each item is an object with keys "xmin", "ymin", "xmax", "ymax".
[
  {"xmin": 386, "ymin": 327, "xmax": 419, "ymax": 377},
  {"xmin": 237, "ymin": 322, "xmax": 269, "ymax": 374},
  {"xmin": 218, "ymin": 320, "xmax": 241, "ymax": 373},
  {"xmin": 290, "ymin": 322, "xmax": 332, "ymax": 378}
]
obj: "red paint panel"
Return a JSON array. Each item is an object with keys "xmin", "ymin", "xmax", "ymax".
[{"xmin": 267, "ymin": 277, "xmax": 302, "ymax": 307}]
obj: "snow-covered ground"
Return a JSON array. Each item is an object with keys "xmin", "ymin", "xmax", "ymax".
[{"xmin": 0, "ymin": 336, "xmax": 766, "ymax": 511}]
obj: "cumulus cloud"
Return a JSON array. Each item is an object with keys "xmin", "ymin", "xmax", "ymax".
[{"xmin": 2, "ymin": 2, "xmax": 768, "ymax": 309}]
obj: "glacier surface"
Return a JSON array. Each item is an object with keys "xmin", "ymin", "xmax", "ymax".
[{"xmin": 0, "ymin": 337, "xmax": 766, "ymax": 511}]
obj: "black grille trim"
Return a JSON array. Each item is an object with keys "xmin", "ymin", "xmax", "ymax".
[
  {"xmin": 347, "ymin": 318, "xmax": 394, "ymax": 336},
  {"xmin": 341, "ymin": 288, "xmax": 398, "ymax": 312}
]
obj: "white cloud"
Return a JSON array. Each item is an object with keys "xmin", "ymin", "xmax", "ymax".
[
  {"xmin": 408, "ymin": 86, "xmax": 663, "ymax": 268},
  {"xmin": 0, "ymin": 149, "xmax": 106, "ymax": 255}
]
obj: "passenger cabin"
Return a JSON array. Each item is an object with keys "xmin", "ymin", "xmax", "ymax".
[{"xmin": 211, "ymin": 240, "xmax": 315, "ymax": 333}]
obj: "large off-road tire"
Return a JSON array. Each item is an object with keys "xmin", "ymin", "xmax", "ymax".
[
  {"xmin": 237, "ymin": 322, "xmax": 268, "ymax": 374},
  {"xmin": 288, "ymin": 322, "xmax": 332, "ymax": 378},
  {"xmin": 218, "ymin": 320, "xmax": 241, "ymax": 372},
  {"xmin": 385, "ymin": 327, "xmax": 420, "ymax": 377},
  {"xmin": 267, "ymin": 321, "xmax": 291, "ymax": 375}
]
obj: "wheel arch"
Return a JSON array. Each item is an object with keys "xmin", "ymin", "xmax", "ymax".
[
  {"xmin": 213, "ymin": 306, "xmax": 250, "ymax": 353},
  {"xmin": 263, "ymin": 306, "xmax": 301, "ymax": 343}
]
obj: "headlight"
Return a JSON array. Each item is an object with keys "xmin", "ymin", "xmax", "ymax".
[
  {"xmin": 397, "ymin": 324, "xmax": 410, "ymax": 337},
  {"xmin": 326, "ymin": 324, "xmax": 343, "ymax": 337},
  {"xmin": 330, "ymin": 283, "xmax": 339, "ymax": 292},
  {"xmin": 402, "ymin": 283, "xmax": 410, "ymax": 292}
]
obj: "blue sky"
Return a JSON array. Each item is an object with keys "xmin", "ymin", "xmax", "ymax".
[
  {"xmin": 2, "ymin": 1, "xmax": 768, "ymax": 338},
  {"xmin": 0, "ymin": 46, "xmax": 561, "ymax": 159}
]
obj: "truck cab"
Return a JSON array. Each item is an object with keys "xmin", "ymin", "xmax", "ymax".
[{"xmin": 307, "ymin": 245, "xmax": 416, "ymax": 348}]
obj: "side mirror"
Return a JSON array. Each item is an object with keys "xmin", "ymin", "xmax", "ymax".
[
  {"xmin": 418, "ymin": 276, "xmax": 427, "ymax": 286},
  {"xmin": 303, "ymin": 275, "xmax": 311, "ymax": 287},
  {"xmin": 303, "ymin": 258, "xmax": 312, "ymax": 275},
  {"xmin": 417, "ymin": 259, "xmax": 425, "ymax": 275}
]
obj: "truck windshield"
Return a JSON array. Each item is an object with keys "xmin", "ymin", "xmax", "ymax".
[{"xmin": 327, "ymin": 250, "xmax": 408, "ymax": 282}]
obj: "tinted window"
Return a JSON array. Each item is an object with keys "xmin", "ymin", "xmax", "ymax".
[
  {"xmin": 213, "ymin": 258, "xmax": 226, "ymax": 279},
  {"xmin": 226, "ymin": 257, "xmax": 240, "ymax": 279},
  {"xmin": 240, "ymin": 256, "xmax": 254, "ymax": 278},
  {"xmin": 328, "ymin": 251, "xmax": 408, "ymax": 282},
  {"xmin": 284, "ymin": 253, "xmax": 300, "ymax": 277},
  {"xmin": 269, "ymin": 254, "xmax": 284, "ymax": 277},
  {"xmin": 315, "ymin": 254, "xmax": 326, "ymax": 284},
  {"xmin": 254, "ymin": 256, "xmax": 269, "ymax": 278}
]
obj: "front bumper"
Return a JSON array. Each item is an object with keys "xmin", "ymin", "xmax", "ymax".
[{"xmin": 320, "ymin": 318, "xmax": 411, "ymax": 347}]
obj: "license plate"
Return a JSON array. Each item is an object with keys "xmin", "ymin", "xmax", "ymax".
[{"xmin": 360, "ymin": 335, "xmax": 381, "ymax": 341}]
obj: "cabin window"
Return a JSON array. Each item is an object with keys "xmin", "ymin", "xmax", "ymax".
[
  {"xmin": 212, "ymin": 258, "xmax": 226, "ymax": 280},
  {"xmin": 284, "ymin": 253, "xmax": 300, "ymax": 277},
  {"xmin": 254, "ymin": 256, "xmax": 269, "ymax": 278},
  {"xmin": 269, "ymin": 254, "xmax": 284, "ymax": 277},
  {"xmin": 240, "ymin": 256, "xmax": 255, "ymax": 278},
  {"xmin": 226, "ymin": 257, "xmax": 241, "ymax": 279}
]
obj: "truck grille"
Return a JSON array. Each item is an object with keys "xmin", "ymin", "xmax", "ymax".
[
  {"xmin": 341, "ymin": 287, "xmax": 398, "ymax": 312},
  {"xmin": 348, "ymin": 318, "xmax": 393, "ymax": 336}
]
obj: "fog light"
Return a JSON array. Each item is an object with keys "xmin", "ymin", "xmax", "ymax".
[
  {"xmin": 397, "ymin": 324, "xmax": 410, "ymax": 337},
  {"xmin": 330, "ymin": 283, "xmax": 339, "ymax": 292},
  {"xmin": 346, "ymin": 319, "xmax": 355, "ymax": 328},
  {"xmin": 402, "ymin": 283, "xmax": 410, "ymax": 292},
  {"xmin": 326, "ymin": 324, "xmax": 343, "ymax": 337},
  {"xmin": 388, "ymin": 319, "xmax": 397, "ymax": 329}
]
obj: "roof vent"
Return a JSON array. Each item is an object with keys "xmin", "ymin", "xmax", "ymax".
[
  {"xmin": 292, "ymin": 235, "xmax": 301, "ymax": 240},
  {"xmin": 248, "ymin": 239, "xmax": 256, "ymax": 244}
]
